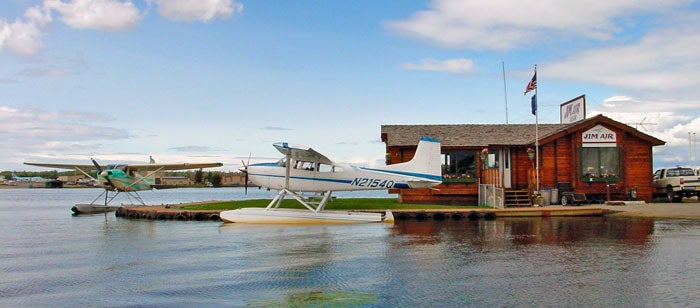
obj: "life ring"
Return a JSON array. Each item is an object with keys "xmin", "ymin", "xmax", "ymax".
[
  {"xmin": 467, "ymin": 211, "xmax": 480, "ymax": 220},
  {"xmin": 194, "ymin": 212, "xmax": 207, "ymax": 221},
  {"xmin": 415, "ymin": 212, "xmax": 429, "ymax": 221},
  {"xmin": 432, "ymin": 212, "xmax": 447, "ymax": 221}
]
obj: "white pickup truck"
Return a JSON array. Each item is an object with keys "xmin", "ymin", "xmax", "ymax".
[{"xmin": 653, "ymin": 167, "xmax": 700, "ymax": 202}]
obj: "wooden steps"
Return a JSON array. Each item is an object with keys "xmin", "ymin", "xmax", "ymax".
[{"xmin": 505, "ymin": 190, "xmax": 531, "ymax": 207}]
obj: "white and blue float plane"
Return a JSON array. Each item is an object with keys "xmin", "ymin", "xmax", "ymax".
[
  {"xmin": 219, "ymin": 137, "xmax": 442, "ymax": 224},
  {"xmin": 24, "ymin": 158, "xmax": 222, "ymax": 214}
]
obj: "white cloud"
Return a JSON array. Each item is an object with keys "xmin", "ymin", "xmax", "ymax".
[
  {"xmin": 261, "ymin": 126, "xmax": 292, "ymax": 131},
  {"xmin": 0, "ymin": 105, "xmax": 131, "ymax": 146},
  {"xmin": 44, "ymin": 0, "xmax": 142, "ymax": 31},
  {"xmin": 0, "ymin": 5, "xmax": 52, "ymax": 56},
  {"xmin": 386, "ymin": 0, "xmax": 686, "ymax": 51},
  {"xmin": 170, "ymin": 146, "xmax": 212, "ymax": 152},
  {"xmin": 1, "ymin": 0, "xmax": 242, "ymax": 57},
  {"xmin": 588, "ymin": 95, "xmax": 700, "ymax": 166},
  {"xmin": 150, "ymin": 0, "xmax": 243, "ymax": 22},
  {"xmin": 400, "ymin": 58, "xmax": 475, "ymax": 75},
  {"xmin": 546, "ymin": 20, "xmax": 700, "ymax": 91}
]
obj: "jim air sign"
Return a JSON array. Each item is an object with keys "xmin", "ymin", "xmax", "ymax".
[{"xmin": 582, "ymin": 125, "xmax": 617, "ymax": 147}]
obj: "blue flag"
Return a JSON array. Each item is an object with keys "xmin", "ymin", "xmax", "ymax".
[{"xmin": 531, "ymin": 94, "xmax": 537, "ymax": 115}]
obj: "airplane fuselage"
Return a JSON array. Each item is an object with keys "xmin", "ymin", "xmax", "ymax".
[
  {"xmin": 245, "ymin": 162, "xmax": 440, "ymax": 192},
  {"xmin": 97, "ymin": 168, "xmax": 153, "ymax": 191}
]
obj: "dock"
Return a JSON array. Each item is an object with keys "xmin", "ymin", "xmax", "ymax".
[{"xmin": 115, "ymin": 205, "xmax": 611, "ymax": 222}]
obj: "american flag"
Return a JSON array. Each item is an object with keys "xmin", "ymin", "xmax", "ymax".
[{"xmin": 524, "ymin": 72, "xmax": 536, "ymax": 95}]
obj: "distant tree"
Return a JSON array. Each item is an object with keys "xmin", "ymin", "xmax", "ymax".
[
  {"xmin": 194, "ymin": 169, "xmax": 203, "ymax": 184},
  {"xmin": 2, "ymin": 170, "xmax": 59, "ymax": 179},
  {"xmin": 208, "ymin": 172, "xmax": 222, "ymax": 187}
]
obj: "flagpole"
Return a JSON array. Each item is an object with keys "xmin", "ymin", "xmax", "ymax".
[
  {"xmin": 502, "ymin": 62, "xmax": 509, "ymax": 124},
  {"xmin": 534, "ymin": 64, "xmax": 539, "ymax": 194}
]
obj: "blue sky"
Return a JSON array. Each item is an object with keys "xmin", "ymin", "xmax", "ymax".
[{"xmin": 3, "ymin": 0, "xmax": 700, "ymax": 172}]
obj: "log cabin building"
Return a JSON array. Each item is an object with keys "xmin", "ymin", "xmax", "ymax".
[{"xmin": 381, "ymin": 114, "xmax": 665, "ymax": 206}]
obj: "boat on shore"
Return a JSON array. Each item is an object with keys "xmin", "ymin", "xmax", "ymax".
[{"xmin": 219, "ymin": 207, "xmax": 394, "ymax": 224}]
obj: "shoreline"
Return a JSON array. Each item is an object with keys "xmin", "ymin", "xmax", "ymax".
[
  {"xmin": 601, "ymin": 203, "xmax": 700, "ymax": 220},
  {"xmin": 112, "ymin": 200, "xmax": 700, "ymax": 221},
  {"xmin": 115, "ymin": 204, "xmax": 613, "ymax": 222}
]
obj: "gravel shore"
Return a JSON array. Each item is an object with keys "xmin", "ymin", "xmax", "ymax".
[{"xmin": 602, "ymin": 202, "xmax": 700, "ymax": 219}]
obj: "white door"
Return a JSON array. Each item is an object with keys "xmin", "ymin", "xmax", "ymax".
[{"xmin": 500, "ymin": 148, "xmax": 512, "ymax": 188}]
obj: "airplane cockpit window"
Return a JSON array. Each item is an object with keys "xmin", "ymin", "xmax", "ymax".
[
  {"xmin": 291, "ymin": 161, "xmax": 317, "ymax": 171},
  {"xmin": 277, "ymin": 159, "xmax": 286, "ymax": 167},
  {"xmin": 318, "ymin": 164, "xmax": 341, "ymax": 172},
  {"xmin": 107, "ymin": 164, "xmax": 127, "ymax": 172},
  {"xmin": 301, "ymin": 162, "xmax": 315, "ymax": 170},
  {"xmin": 318, "ymin": 164, "xmax": 333, "ymax": 172}
]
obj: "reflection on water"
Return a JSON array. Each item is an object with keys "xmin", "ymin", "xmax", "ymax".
[
  {"xmin": 386, "ymin": 217, "xmax": 700, "ymax": 307},
  {"xmin": 392, "ymin": 216, "xmax": 655, "ymax": 246},
  {"xmin": 1, "ymin": 188, "xmax": 699, "ymax": 306}
]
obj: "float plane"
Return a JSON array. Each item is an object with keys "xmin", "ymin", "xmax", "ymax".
[
  {"xmin": 24, "ymin": 158, "xmax": 222, "ymax": 214},
  {"xmin": 219, "ymin": 137, "xmax": 442, "ymax": 224}
]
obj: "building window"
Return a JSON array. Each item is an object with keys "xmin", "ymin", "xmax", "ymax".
[
  {"xmin": 442, "ymin": 150, "xmax": 476, "ymax": 182},
  {"xmin": 580, "ymin": 147, "xmax": 620, "ymax": 182},
  {"xmin": 487, "ymin": 149, "xmax": 499, "ymax": 169}
]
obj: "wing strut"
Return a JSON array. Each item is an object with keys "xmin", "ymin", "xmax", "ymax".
[{"xmin": 265, "ymin": 143, "xmax": 333, "ymax": 212}]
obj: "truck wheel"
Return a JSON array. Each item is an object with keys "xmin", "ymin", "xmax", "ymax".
[{"xmin": 667, "ymin": 187, "xmax": 681, "ymax": 203}]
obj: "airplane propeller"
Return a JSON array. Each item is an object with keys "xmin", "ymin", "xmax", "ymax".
[
  {"xmin": 92, "ymin": 158, "xmax": 116, "ymax": 190},
  {"xmin": 241, "ymin": 158, "xmax": 249, "ymax": 195}
]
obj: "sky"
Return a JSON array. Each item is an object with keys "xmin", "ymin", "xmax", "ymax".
[{"xmin": 3, "ymin": 0, "xmax": 700, "ymax": 172}]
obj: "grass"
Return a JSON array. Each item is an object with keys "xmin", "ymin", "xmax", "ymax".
[{"xmin": 174, "ymin": 198, "xmax": 482, "ymax": 211}]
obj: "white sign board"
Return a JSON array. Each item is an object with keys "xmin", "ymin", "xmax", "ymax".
[
  {"xmin": 560, "ymin": 95, "xmax": 586, "ymax": 124},
  {"xmin": 582, "ymin": 125, "xmax": 617, "ymax": 147}
]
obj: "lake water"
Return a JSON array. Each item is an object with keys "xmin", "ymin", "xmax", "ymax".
[{"xmin": 1, "ymin": 188, "xmax": 699, "ymax": 307}]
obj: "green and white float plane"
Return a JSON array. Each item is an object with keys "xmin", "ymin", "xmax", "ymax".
[{"xmin": 24, "ymin": 158, "xmax": 222, "ymax": 214}]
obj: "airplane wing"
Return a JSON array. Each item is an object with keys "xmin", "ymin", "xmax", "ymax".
[
  {"xmin": 125, "ymin": 162, "xmax": 223, "ymax": 171},
  {"xmin": 24, "ymin": 162, "xmax": 222, "ymax": 171},
  {"xmin": 24, "ymin": 162, "xmax": 98, "ymax": 170},
  {"xmin": 273, "ymin": 142, "xmax": 333, "ymax": 165}
]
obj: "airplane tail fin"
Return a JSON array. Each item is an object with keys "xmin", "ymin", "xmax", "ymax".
[{"xmin": 385, "ymin": 137, "xmax": 442, "ymax": 188}]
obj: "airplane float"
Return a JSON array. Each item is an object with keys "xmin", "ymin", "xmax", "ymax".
[
  {"xmin": 219, "ymin": 136, "xmax": 442, "ymax": 224},
  {"xmin": 24, "ymin": 158, "xmax": 222, "ymax": 214}
]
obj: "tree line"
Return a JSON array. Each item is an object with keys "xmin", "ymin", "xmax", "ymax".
[{"xmin": 2, "ymin": 170, "xmax": 227, "ymax": 187}]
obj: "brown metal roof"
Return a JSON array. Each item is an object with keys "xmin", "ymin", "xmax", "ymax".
[
  {"xmin": 381, "ymin": 124, "xmax": 566, "ymax": 147},
  {"xmin": 381, "ymin": 114, "xmax": 665, "ymax": 147}
]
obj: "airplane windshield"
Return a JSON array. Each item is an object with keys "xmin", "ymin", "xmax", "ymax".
[
  {"xmin": 277, "ymin": 159, "xmax": 286, "ymax": 167},
  {"xmin": 107, "ymin": 164, "xmax": 127, "ymax": 171}
]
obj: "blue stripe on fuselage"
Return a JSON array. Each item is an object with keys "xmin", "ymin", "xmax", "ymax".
[
  {"xmin": 248, "ymin": 173, "xmax": 353, "ymax": 184},
  {"xmin": 357, "ymin": 167, "xmax": 442, "ymax": 182},
  {"xmin": 250, "ymin": 162, "xmax": 279, "ymax": 167}
]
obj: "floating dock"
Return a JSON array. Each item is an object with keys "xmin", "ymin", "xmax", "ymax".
[
  {"xmin": 115, "ymin": 205, "xmax": 610, "ymax": 222},
  {"xmin": 116, "ymin": 206, "xmax": 221, "ymax": 221}
]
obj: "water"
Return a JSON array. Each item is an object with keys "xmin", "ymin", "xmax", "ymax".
[{"xmin": 1, "ymin": 188, "xmax": 700, "ymax": 306}]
